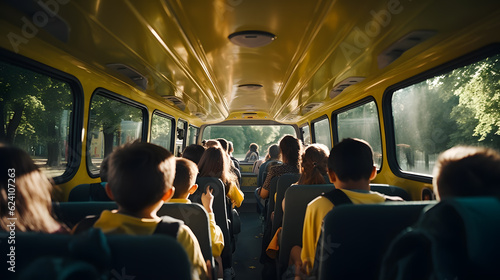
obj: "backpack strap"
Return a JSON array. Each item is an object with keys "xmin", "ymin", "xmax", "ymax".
[
  {"xmin": 153, "ymin": 216, "xmax": 184, "ymax": 238},
  {"xmin": 72, "ymin": 215, "xmax": 100, "ymax": 235},
  {"xmin": 321, "ymin": 189, "xmax": 353, "ymax": 206}
]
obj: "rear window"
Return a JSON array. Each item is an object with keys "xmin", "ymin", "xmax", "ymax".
[
  {"xmin": 390, "ymin": 52, "xmax": 500, "ymax": 176},
  {"xmin": 202, "ymin": 125, "xmax": 296, "ymax": 161}
]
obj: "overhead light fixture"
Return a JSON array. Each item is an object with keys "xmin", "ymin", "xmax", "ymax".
[
  {"xmin": 238, "ymin": 84, "xmax": 263, "ymax": 91},
  {"xmin": 228, "ymin": 30, "xmax": 276, "ymax": 48},
  {"xmin": 329, "ymin": 77, "xmax": 365, "ymax": 99}
]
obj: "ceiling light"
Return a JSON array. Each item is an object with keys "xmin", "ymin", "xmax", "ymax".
[
  {"xmin": 228, "ymin": 31, "xmax": 276, "ymax": 48},
  {"xmin": 238, "ymin": 84, "xmax": 263, "ymax": 91}
]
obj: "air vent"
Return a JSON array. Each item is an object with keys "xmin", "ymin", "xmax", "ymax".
[
  {"xmin": 238, "ymin": 84, "xmax": 263, "ymax": 91},
  {"xmin": 242, "ymin": 112, "xmax": 258, "ymax": 119},
  {"xmin": 162, "ymin": 96, "xmax": 186, "ymax": 111},
  {"xmin": 329, "ymin": 77, "xmax": 365, "ymax": 99},
  {"xmin": 378, "ymin": 30, "xmax": 437, "ymax": 68},
  {"xmin": 194, "ymin": 112, "xmax": 207, "ymax": 121},
  {"xmin": 107, "ymin": 64, "xmax": 148, "ymax": 90},
  {"xmin": 302, "ymin": 103, "xmax": 322, "ymax": 114}
]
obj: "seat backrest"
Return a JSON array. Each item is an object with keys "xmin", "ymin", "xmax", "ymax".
[
  {"xmin": 272, "ymin": 173, "xmax": 301, "ymax": 234},
  {"xmin": 278, "ymin": 184, "xmax": 335, "ymax": 274},
  {"xmin": 67, "ymin": 184, "xmax": 91, "ymax": 201},
  {"xmin": 257, "ymin": 160, "xmax": 282, "ymax": 187},
  {"xmin": 52, "ymin": 201, "xmax": 118, "ymax": 228},
  {"xmin": 317, "ymin": 201, "xmax": 434, "ymax": 280},
  {"xmin": 380, "ymin": 197, "xmax": 500, "ymax": 280},
  {"xmin": 265, "ymin": 176, "xmax": 280, "ymax": 223},
  {"xmin": 0, "ymin": 229, "xmax": 192, "ymax": 280},
  {"xmin": 158, "ymin": 203, "xmax": 213, "ymax": 264},
  {"xmin": 370, "ymin": 184, "xmax": 411, "ymax": 201}
]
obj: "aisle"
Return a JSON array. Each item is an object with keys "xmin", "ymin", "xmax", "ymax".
[{"xmin": 232, "ymin": 212, "xmax": 264, "ymax": 280}]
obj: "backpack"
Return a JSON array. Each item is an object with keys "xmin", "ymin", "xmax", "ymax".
[{"xmin": 380, "ymin": 197, "xmax": 500, "ymax": 280}]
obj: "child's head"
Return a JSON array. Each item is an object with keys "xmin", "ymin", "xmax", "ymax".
[
  {"xmin": 268, "ymin": 144, "xmax": 280, "ymax": 160},
  {"xmin": 182, "ymin": 144, "xmax": 206, "ymax": 165},
  {"xmin": 298, "ymin": 144, "xmax": 329, "ymax": 185},
  {"xmin": 279, "ymin": 135, "xmax": 303, "ymax": 167},
  {"xmin": 433, "ymin": 146, "xmax": 500, "ymax": 200},
  {"xmin": 107, "ymin": 142, "xmax": 175, "ymax": 213},
  {"xmin": 173, "ymin": 158, "xmax": 199, "ymax": 199},
  {"xmin": 0, "ymin": 145, "xmax": 61, "ymax": 232},
  {"xmin": 328, "ymin": 138, "xmax": 376, "ymax": 183},
  {"xmin": 217, "ymin": 138, "xmax": 229, "ymax": 153}
]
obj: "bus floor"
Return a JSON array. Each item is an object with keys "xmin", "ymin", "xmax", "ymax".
[{"xmin": 231, "ymin": 211, "xmax": 264, "ymax": 280}]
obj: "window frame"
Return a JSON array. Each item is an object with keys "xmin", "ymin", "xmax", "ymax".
[
  {"xmin": 311, "ymin": 115, "xmax": 332, "ymax": 149},
  {"xmin": 0, "ymin": 49, "xmax": 84, "ymax": 184},
  {"xmin": 151, "ymin": 110, "xmax": 175, "ymax": 153},
  {"xmin": 86, "ymin": 88, "xmax": 148, "ymax": 178},
  {"xmin": 382, "ymin": 44, "xmax": 500, "ymax": 183},
  {"xmin": 300, "ymin": 122, "xmax": 311, "ymax": 145},
  {"xmin": 175, "ymin": 118, "xmax": 188, "ymax": 157},
  {"xmin": 188, "ymin": 124, "xmax": 200, "ymax": 145},
  {"xmin": 332, "ymin": 96, "xmax": 384, "ymax": 171}
]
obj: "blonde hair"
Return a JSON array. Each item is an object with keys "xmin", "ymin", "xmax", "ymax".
[{"xmin": 0, "ymin": 146, "xmax": 63, "ymax": 232}]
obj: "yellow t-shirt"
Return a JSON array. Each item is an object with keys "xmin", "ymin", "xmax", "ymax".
[
  {"xmin": 93, "ymin": 210, "xmax": 208, "ymax": 280},
  {"xmin": 227, "ymin": 182, "xmax": 244, "ymax": 208},
  {"xmin": 300, "ymin": 189, "xmax": 387, "ymax": 274},
  {"xmin": 168, "ymin": 198, "xmax": 225, "ymax": 257}
]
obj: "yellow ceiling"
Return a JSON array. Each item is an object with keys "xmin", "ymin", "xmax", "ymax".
[{"xmin": 2, "ymin": 0, "xmax": 500, "ymax": 123}]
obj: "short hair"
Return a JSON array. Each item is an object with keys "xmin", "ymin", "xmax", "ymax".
[
  {"xmin": 100, "ymin": 156, "xmax": 110, "ymax": 182},
  {"xmin": 182, "ymin": 144, "xmax": 206, "ymax": 165},
  {"xmin": 108, "ymin": 142, "xmax": 175, "ymax": 212},
  {"xmin": 228, "ymin": 141, "xmax": 234, "ymax": 153},
  {"xmin": 204, "ymin": 140, "xmax": 221, "ymax": 149},
  {"xmin": 329, "ymin": 138, "xmax": 374, "ymax": 181},
  {"xmin": 217, "ymin": 138, "xmax": 229, "ymax": 152},
  {"xmin": 249, "ymin": 143, "xmax": 259, "ymax": 152},
  {"xmin": 433, "ymin": 146, "xmax": 500, "ymax": 200},
  {"xmin": 268, "ymin": 144, "xmax": 280, "ymax": 159},
  {"xmin": 173, "ymin": 158, "xmax": 199, "ymax": 199}
]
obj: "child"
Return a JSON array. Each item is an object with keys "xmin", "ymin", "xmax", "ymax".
[
  {"xmin": 433, "ymin": 146, "xmax": 500, "ymax": 200},
  {"xmin": 290, "ymin": 138, "xmax": 401, "ymax": 278},
  {"xmin": 73, "ymin": 142, "xmax": 208, "ymax": 280},
  {"xmin": 171, "ymin": 158, "xmax": 225, "ymax": 258},
  {"xmin": 0, "ymin": 145, "xmax": 68, "ymax": 233}
]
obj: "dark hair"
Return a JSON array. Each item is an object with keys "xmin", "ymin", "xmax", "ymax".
[
  {"xmin": 100, "ymin": 156, "xmax": 110, "ymax": 182},
  {"xmin": 182, "ymin": 144, "xmax": 206, "ymax": 165},
  {"xmin": 217, "ymin": 138, "xmax": 229, "ymax": 152},
  {"xmin": 433, "ymin": 146, "xmax": 500, "ymax": 200},
  {"xmin": 279, "ymin": 135, "xmax": 302, "ymax": 168},
  {"xmin": 249, "ymin": 143, "xmax": 259, "ymax": 152},
  {"xmin": 298, "ymin": 144, "xmax": 329, "ymax": 185},
  {"xmin": 198, "ymin": 147, "xmax": 237, "ymax": 194},
  {"xmin": 173, "ymin": 158, "xmax": 199, "ymax": 198},
  {"xmin": 328, "ymin": 138, "xmax": 374, "ymax": 181},
  {"xmin": 268, "ymin": 144, "xmax": 280, "ymax": 159},
  {"xmin": 108, "ymin": 142, "xmax": 175, "ymax": 212}
]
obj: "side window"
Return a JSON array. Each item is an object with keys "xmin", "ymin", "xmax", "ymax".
[
  {"xmin": 0, "ymin": 59, "xmax": 78, "ymax": 180},
  {"xmin": 389, "ymin": 52, "xmax": 500, "ymax": 176},
  {"xmin": 188, "ymin": 125, "xmax": 199, "ymax": 145},
  {"xmin": 151, "ymin": 111, "xmax": 174, "ymax": 151},
  {"xmin": 301, "ymin": 124, "xmax": 311, "ymax": 145},
  {"xmin": 311, "ymin": 117, "xmax": 332, "ymax": 149},
  {"xmin": 335, "ymin": 100, "xmax": 383, "ymax": 169},
  {"xmin": 176, "ymin": 119, "xmax": 188, "ymax": 156},
  {"xmin": 87, "ymin": 91, "xmax": 145, "ymax": 176}
]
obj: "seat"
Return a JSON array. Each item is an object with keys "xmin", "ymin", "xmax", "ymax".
[
  {"xmin": 278, "ymin": 184, "xmax": 335, "ymax": 277},
  {"xmin": 317, "ymin": 201, "xmax": 434, "ymax": 280},
  {"xmin": 380, "ymin": 197, "xmax": 500, "ymax": 280},
  {"xmin": 52, "ymin": 201, "xmax": 118, "ymax": 228},
  {"xmin": 0, "ymin": 228, "xmax": 192, "ymax": 280},
  {"xmin": 370, "ymin": 184, "xmax": 411, "ymax": 201},
  {"xmin": 192, "ymin": 177, "xmax": 233, "ymax": 270},
  {"xmin": 159, "ymin": 202, "xmax": 216, "ymax": 280},
  {"xmin": 257, "ymin": 160, "xmax": 282, "ymax": 187},
  {"xmin": 272, "ymin": 173, "xmax": 301, "ymax": 235},
  {"xmin": 68, "ymin": 183, "xmax": 111, "ymax": 202}
]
